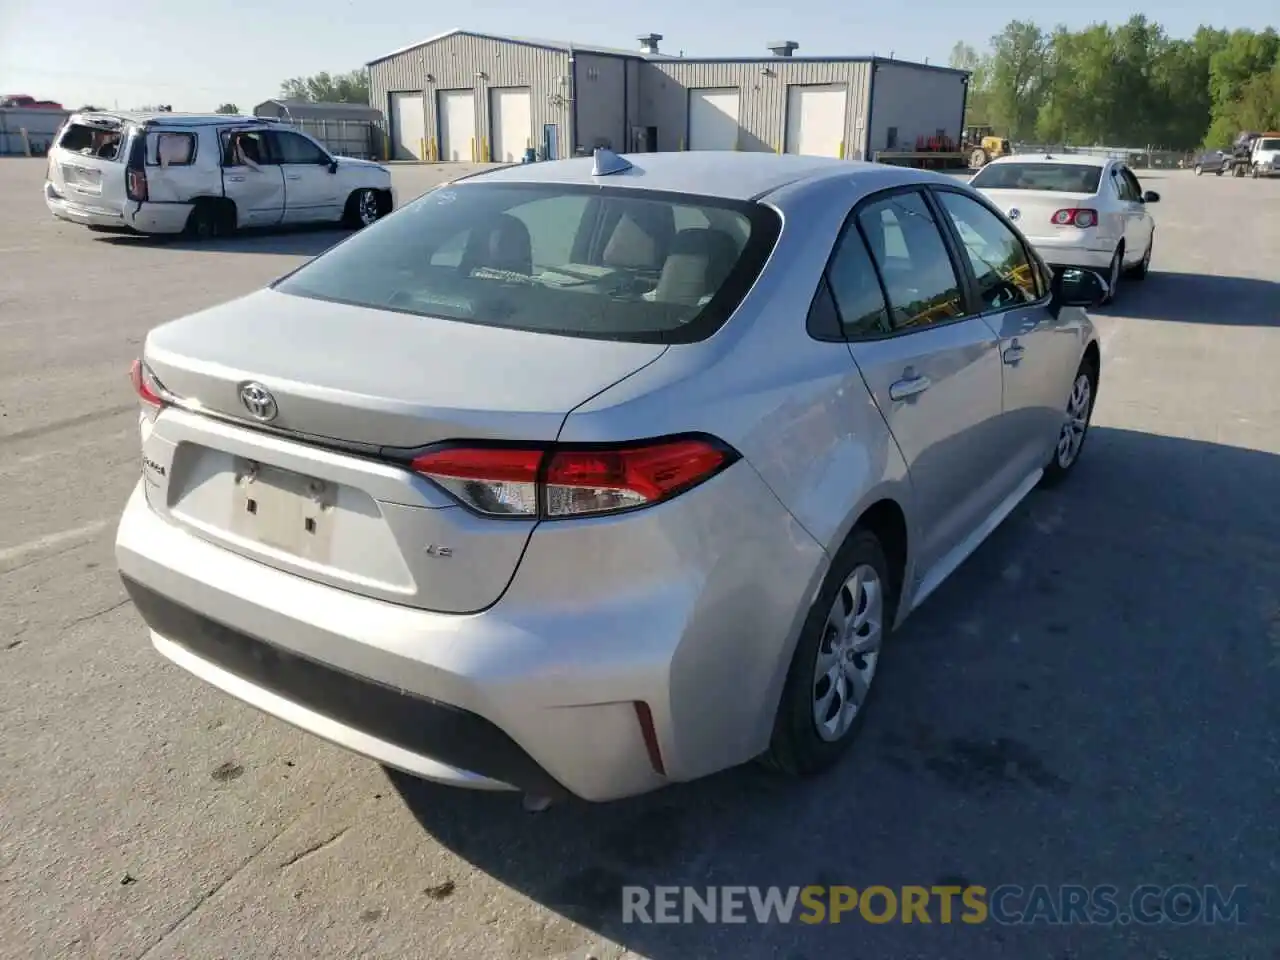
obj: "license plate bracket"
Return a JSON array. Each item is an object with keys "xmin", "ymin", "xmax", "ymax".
[{"xmin": 229, "ymin": 460, "xmax": 336, "ymax": 562}]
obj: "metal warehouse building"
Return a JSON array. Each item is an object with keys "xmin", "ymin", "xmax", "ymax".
[{"xmin": 367, "ymin": 30, "xmax": 969, "ymax": 163}]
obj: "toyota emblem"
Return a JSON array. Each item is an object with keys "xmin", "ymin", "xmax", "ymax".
[
  {"xmin": 1008, "ymin": 208, "xmax": 1021, "ymax": 221},
  {"xmin": 238, "ymin": 381, "xmax": 278, "ymax": 422}
]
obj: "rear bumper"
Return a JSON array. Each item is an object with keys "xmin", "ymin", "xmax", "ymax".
[
  {"xmin": 116, "ymin": 465, "xmax": 826, "ymax": 801},
  {"xmin": 45, "ymin": 183, "xmax": 191, "ymax": 234},
  {"xmin": 1024, "ymin": 235, "xmax": 1115, "ymax": 271}
]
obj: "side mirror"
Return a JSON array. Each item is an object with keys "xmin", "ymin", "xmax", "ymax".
[
  {"xmin": 1142, "ymin": 190, "xmax": 1160, "ymax": 203},
  {"xmin": 1053, "ymin": 268, "xmax": 1109, "ymax": 309},
  {"xmin": 327, "ymin": 158, "xmax": 339, "ymax": 174}
]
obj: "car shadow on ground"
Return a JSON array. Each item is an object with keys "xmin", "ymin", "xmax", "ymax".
[
  {"xmin": 387, "ymin": 426, "xmax": 1279, "ymax": 959},
  {"xmin": 1102, "ymin": 271, "xmax": 1280, "ymax": 326},
  {"xmin": 94, "ymin": 223, "xmax": 350, "ymax": 257}
]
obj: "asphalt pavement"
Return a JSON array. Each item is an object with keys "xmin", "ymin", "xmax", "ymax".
[{"xmin": 0, "ymin": 158, "xmax": 1277, "ymax": 960}]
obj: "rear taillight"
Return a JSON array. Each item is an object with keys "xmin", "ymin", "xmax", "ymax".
[
  {"xmin": 410, "ymin": 436, "xmax": 738, "ymax": 519},
  {"xmin": 126, "ymin": 166, "xmax": 148, "ymax": 202},
  {"xmin": 129, "ymin": 359, "xmax": 168, "ymax": 407},
  {"xmin": 1051, "ymin": 208, "xmax": 1097, "ymax": 228}
]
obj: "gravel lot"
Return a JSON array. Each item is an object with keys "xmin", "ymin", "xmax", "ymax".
[{"xmin": 1, "ymin": 158, "xmax": 1277, "ymax": 960}]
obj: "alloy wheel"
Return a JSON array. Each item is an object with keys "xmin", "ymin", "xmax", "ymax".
[
  {"xmin": 1056, "ymin": 371, "xmax": 1093, "ymax": 469},
  {"xmin": 358, "ymin": 190, "xmax": 379, "ymax": 226},
  {"xmin": 812, "ymin": 564, "xmax": 883, "ymax": 742}
]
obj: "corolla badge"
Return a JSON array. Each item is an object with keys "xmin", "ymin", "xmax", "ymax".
[
  {"xmin": 238, "ymin": 381, "xmax": 278, "ymax": 422},
  {"xmin": 1008, "ymin": 208, "xmax": 1021, "ymax": 221}
]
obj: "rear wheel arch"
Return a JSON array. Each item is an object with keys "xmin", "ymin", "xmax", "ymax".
[{"xmin": 854, "ymin": 498, "xmax": 909, "ymax": 616}]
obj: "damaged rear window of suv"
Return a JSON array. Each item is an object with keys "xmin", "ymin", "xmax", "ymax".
[{"xmin": 273, "ymin": 181, "xmax": 781, "ymax": 344}]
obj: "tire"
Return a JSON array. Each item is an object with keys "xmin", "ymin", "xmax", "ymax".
[
  {"xmin": 1102, "ymin": 244, "xmax": 1123, "ymax": 304},
  {"xmin": 762, "ymin": 528, "xmax": 896, "ymax": 777},
  {"xmin": 343, "ymin": 188, "xmax": 383, "ymax": 229},
  {"xmin": 1125, "ymin": 233, "xmax": 1152, "ymax": 280},
  {"xmin": 969, "ymin": 147, "xmax": 988, "ymax": 169},
  {"xmin": 1041, "ymin": 354, "xmax": 1098, "ymax": 488},
  {"xmin": 184, "ymin": 200, "xmax": 226, "ymax": 240}
]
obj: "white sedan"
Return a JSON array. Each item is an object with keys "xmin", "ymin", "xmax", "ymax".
[{"xmin": 969, "ymin": 154, "xmax": 1158, "ymax": 301}]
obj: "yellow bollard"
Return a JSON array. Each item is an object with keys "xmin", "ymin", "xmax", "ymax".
[
  {"xmin": 470, "ymin": 138, "xmax": 476, "ymax": 162},
  {"xmin": 430, "ymin": 137, "xmax": 438, "ymax": 161},
  {"xmin": 419, "ymin": 137, "xmax": 426, "ymax": 161},
  {"xmin": 482, "ymin": 137, "xmax": 489, "ymax": 161},
  {"xmin": 838, "ymin": 140, "xmax": 845, "ymax": 160}
]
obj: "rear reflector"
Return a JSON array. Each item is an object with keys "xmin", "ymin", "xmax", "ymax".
[{"xmin": 410, "ymin": 435, "xmax": 738, "ymax": 519}]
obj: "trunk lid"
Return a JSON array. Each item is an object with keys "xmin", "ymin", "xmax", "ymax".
[
  {"xmin": 977, "ymin": 188, "xmax": 1095, "ymax": 241},
  {"xmin": 139, "ymin": 288, "xmax": 666, "ymax": 613},
  {"xmin": 144, "ymin": 288, "xmax": 667, "ymax": 448}
]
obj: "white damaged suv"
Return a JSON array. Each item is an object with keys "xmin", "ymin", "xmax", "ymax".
[{"xmin": 45, "ymin": 111, "xmax": 394, "ymax": 237}]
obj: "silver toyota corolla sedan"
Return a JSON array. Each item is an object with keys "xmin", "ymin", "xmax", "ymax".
[{"xmin": 116, "ymin": 150, "xmax": 1107, "ymax": 803}]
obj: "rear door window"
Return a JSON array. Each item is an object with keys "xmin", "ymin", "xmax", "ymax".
[{"xmin": 274, "ymin": 182, "xmax": 781, "ymax": 343}]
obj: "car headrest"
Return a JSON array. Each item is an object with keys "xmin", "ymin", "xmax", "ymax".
[
  {"xmin": 464, "ymin": 213, "xmax": 533, "ymax": 276},
  {"xmin": 603, "ymin": 203, "xmax": 675, "ymax": 269},
  {"xmin": 653, "ymin": 228, "xmax": 741, "ymax": 305}
]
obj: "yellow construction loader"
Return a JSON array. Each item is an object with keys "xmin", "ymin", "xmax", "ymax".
[{"xmin": 963, "ymin": 125, "xmax": 1011, "ymax": 169}]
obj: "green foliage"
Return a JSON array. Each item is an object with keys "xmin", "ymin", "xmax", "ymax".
[
  {"xmin": 215, "ymin": 103, "xmax": 240, "ymax": 115},
  {"xmin": 278, "ymin": 70, "xmax": 370, "ymax": 105},
  {"xmin": 963, "ymin": 18, "xmax": 1276, "ymax": 149}
]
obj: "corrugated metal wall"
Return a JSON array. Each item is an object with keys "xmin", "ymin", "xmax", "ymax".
[
  {"xmin": 0, "ymin": 108, "xmax": 70, "ymax": 156},
  {"xmin": 867, "ymin": 62, "xmax": 966, "ymax": 155},
  {"xmin": 366, "ymin": 35, "xmax": 964, "ymax": 165},
  {"xmin": 573, "ymin": 53, "xmax": 627, "ymax": 153},
  {"xmin": 368, "ymin": 34, "xmax": 571, "ymax": 161},
  {"xmin": 639, "ymin": 60, "xmax": 873, "ymax": 157}
]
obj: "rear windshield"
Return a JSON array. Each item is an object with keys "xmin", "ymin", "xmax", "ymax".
[
  {"xmin": 273, "ymin": 182, "xmax": 781, "ymax": 344},
  {"xmin": 971, "ymin": 162, "xmax": 1103, "ymax": 194},
  {"xmin": 57, "ymin": 121, "xmax": 126, "ymax": 162},
  {"xmin": 1258, "ymin": 138, "xmax": 1280, "ymax": 151}
]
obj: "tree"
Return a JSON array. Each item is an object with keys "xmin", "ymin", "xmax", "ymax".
[
  {"xmin": 278, "ymin": 70, "xmax": 369, "ymax": 105},
  {"xmin": 962, "ymin": 18, "xmax": 1274, "ymax": 150},
  {"xmin": 950, "ymin": 42, "xmax": 993, "ymax": 126},
  {"xmin": 986, "ymin": 21, "xmax": 1051, "ymax": 139},
  {"xmin": 215, "ymin": 103, "xmax": 240, "ymax": 115}
]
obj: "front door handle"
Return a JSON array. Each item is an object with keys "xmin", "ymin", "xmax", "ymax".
[
  {"xmin": 227, "ymin": 175, "xmax": 245, "ymax": 182},
  {"xmin": 285, "ymin": 174, "xmax": 302, "ymax": 181},
  {"xmin": 889, "ymin": 375, "xmax": 932, "ymax": 401},
  {"xmin": 1003, "ymin": 341, "xmax": 1026, "ymax": 365}
]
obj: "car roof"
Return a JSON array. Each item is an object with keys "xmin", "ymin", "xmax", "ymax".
[
  {"xmin": 984, "ymin": 153, "xmax": 1110, "ymax": 169},
  {"xmin": 72, "ymin": 111, "xmax": 273, "ymax": 127},
  {"xmin": 456, "ymin": 151, "xmax": 952, "ymax": 201}
]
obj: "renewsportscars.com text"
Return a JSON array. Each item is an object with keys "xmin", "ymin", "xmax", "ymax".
[{"xmin": 621, "ymin": 884, "xmax": 1249, "ymax": 926}]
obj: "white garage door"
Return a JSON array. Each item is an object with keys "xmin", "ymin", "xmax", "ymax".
[
  {"xmin": 688, "ymin": 88, "xmax": 740, "ymax": 151},
  {"xmin": 489, "ymin": 87, "xmax": 532, "ymax": 163},
  {"xmin": 391, "ymin": 92, "xmax": 425, "ymax": 160},
  {"xmin": 438, "ymin": 89, "xmax": 476, "ymax": 163},
  {"xmin": 785, "ymin": 84, "xmax": 847, "ymax": 158}
]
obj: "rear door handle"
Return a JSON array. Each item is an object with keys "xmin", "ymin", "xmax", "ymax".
[
  {"xmin": 1003, "ymin": 342, "xmax": 1026, "ymax": 365},
  {"xmin": 227, "ymin": 175, "xmax": 245, "ymax": 182},
  {"xmin": 889, "ymin": 375, "xmax": 932, "ymax": 401},
  {"xmin": 286, "ymin": 174, "xmax": 301, "ymax": 181}
]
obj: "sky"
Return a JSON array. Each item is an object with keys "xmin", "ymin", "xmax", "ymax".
[{"xmin": 1, "ymin": 0, "xmax": 1275, "ymax": 113}]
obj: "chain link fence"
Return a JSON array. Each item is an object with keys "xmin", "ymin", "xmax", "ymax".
[{"xmin": 1012, "ymin": 142, "xmax": 1194, "ymax": 170}]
